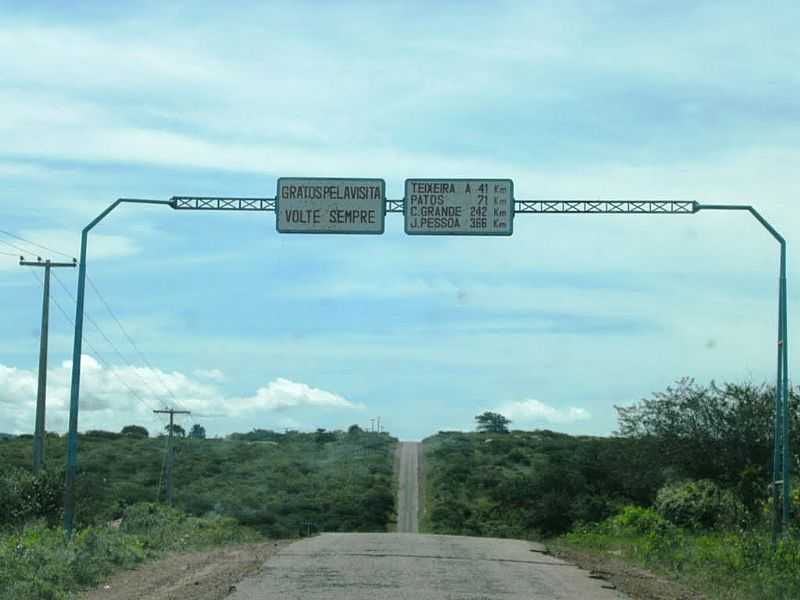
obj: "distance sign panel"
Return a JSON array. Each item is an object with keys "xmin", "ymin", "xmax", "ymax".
[
  {"xmin": 404, "ymin": 178, "xmax": 514, "ymax": 235},
  {"xmin": 276, "ymin": 177, "xmax": 386, "ymax": 234}
]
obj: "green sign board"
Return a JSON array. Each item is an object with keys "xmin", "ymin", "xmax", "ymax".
[
  {"xmin": 404, "ymin": 178, "xmax": 514, "ymax": 235},
  {"xmin": 276, "ymin": 177, "xmax": 386, "ymax": 234}
]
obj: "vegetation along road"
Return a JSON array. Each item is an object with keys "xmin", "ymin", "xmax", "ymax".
[
  {"xmin": 226, "ymin": 533, "xmax": 629, "ymax": 599},
  {"xmin": 397, "ymin": 441, "xmax": 420, "ymax": 533}
]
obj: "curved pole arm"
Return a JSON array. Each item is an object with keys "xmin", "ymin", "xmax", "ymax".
[
  {"xmin": 696, "ymin": 203, "xmax": 785, "ymax": 244},
  {"xmin": 697, "ymin": 202, "xmax": 790, "ymax": 536},
  {"xmin": 64, "ymin": 199, "xmax": 173, "ymax": 536}
]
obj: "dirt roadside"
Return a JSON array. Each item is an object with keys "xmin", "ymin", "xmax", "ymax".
[
  {"xmin": 547, "ymin": 544, "xmax": 706, "ymax": 600},
  {"xmin": 81, "ymin": 541, "xmax": 292, "ymax": 600}
]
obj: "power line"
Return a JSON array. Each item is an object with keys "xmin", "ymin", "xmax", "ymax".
[
  {"xmin": 0, "ymin": 238, "xmax": 35, "ymax": 256},
  {"xmin": 11, "ymin": 231, "xmax": 198, "ymax": 428},
  {"xmin": 85, "ymin": 274, "xmax": 192, "ymax": 416},
  {"xmin": 0, "ymin": 229, "xmax": 74, "ymax": 260},
  {"xmin": 39, "ymin": 269, "xmax": 164, "ymax": 418},
  {"xmin": 0, "ymin": 250, "xmax": 20, "ymax": 257},
  {"xmin": 51, "ymin": 270, "xmax": 171, "ymax": 410}
]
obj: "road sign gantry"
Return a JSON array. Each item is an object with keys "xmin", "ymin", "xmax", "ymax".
[{"xmin": 62, "ymin": 183, "xmax": 788, "ymax": 549}]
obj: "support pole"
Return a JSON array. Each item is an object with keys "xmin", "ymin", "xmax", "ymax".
[
  {"xmin": 154, "ymin": 408, "xmax": 191, "ymax": 505},
  {"xmin": 781, "ymin": 244, "xmax": 790, "ymax": 525},
  {"xmin": 20, "ymin": 258, "xmax": 77, "ymax": 474},
  {"xmin": 35, "ymin": 262, "xmax": 49, "ymax": 473},
  {"xmin": 63, "ymin": 199, "xmax": 173, "ymax": 536},
  {"xmin": 696, "ymin": 204, "xmax": 790, "ymax": 537}
]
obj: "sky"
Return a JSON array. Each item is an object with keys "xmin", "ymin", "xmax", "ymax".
[{"xmin": 0, "ymin": 1, "xmax": 798, "ymax": 441}]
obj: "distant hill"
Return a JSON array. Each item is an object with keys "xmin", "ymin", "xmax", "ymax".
[{"xmin": 0, "ymin": 433, "xmax": 16, "ymax": 440}]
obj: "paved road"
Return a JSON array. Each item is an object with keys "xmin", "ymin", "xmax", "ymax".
[
  {"xmin": 227, "ymin": 533, "xmax": 628, "ymax": 599},
  {"xmin": 397, "ymin": 441, "xmax": 420, "ymax": 533}
]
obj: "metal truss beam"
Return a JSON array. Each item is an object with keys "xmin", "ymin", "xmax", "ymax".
[
  {"xmin": 171, "ymin": 197, "xmax": 275, "ymax": 211},
  {"xmin": 514, "ymin": 200, "xmax": 698, "ymax": 214},
  {"xmin": 171, "ymin": 197, "xmax": 698, "ymax": 215},
  {"xmin": 386, "ymin": 200, "xmax": 404, "ymax": 213}
]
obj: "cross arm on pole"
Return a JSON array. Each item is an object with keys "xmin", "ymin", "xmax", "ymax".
[{"xmin": 20, "ymin": 259, "xmax": 78, "ymax": 268}]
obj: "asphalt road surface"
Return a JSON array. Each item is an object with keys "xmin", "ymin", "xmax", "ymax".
[
  {"xmin": 397, "ymin": 441, "xmax": 420, "ymax": 533},
  {"xmin": 227, "ymin": 533, "xmax": 629, "ymax": 599}
]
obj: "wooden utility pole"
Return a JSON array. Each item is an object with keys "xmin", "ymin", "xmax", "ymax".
[
  {"xmin": 20, "ymin": 257, "xmax": 76, "ymax": 474},
  {"xmin": 153, "ymin": 407, "xmax": 191, "ymax": 505}
]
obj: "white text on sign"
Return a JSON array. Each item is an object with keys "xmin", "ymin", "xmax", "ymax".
[
  {"xmin": 404, "ymin": 179, "xmax": 514, "ymax": 235},
  {"xmin": 277, "ymin": 178, "xmax": 386, "ymax": 234}
]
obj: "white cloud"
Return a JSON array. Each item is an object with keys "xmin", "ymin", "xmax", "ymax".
[
  {"xmin": 228, "ymin": 378, "xmax": 363, "ymax": 415},
  {"xmin": 498, "ymin": 399, "xmax": 591, "ymax": 425},
  {"xmin": 194, "ymin": 368, "xmax": 225, "ymax": 382},
  {"xmin": 0, "ymin": 357, "xmax": 361, "ymax": 434}
]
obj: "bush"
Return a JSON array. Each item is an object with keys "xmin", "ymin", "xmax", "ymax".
[
  {"xmin": 655, "ymin": 479, "xmax": 744, "ymax": 529},
  {"xmin": 120, "ymin": 425, "xmax": 149, "ymax": 438},
  {"xmin": 0, "ymin": 503, "xmax": 261, "ymax": 599},
  {"xmin": 120, "ymin": 502, "xmax": 260, "ymax": 551},
  {"xmin": 0, "ymin": 468, "xmax": 63, "ymax": 529},
  {"xmin": 610, "ymin": 505, "xmax": 669, "ymax": 535}
]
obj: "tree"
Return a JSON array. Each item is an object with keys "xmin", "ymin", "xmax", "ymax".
[
  {"xmin": 189, "ymin": 424, "xmax": 206, "ymax": 439},
  {"xmin": 165, "ymin": 424, "xmax": 186, "ymax": 438},
  {"xmin": 614, "ymin": 378, "xmax": 800, "ymax": 509},
  {"xmin": 475, "ymin": 411, "xmax": 511, "ymax": 434},
  {"xmin": 121, "ymin": 425, "xmax": 149, "ymax": 438}
]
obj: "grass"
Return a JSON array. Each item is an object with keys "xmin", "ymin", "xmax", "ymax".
[
  {"xmin": 0, "ymin": 502, "xmax": 261, "ymax": 600},
  {"xmin": 552, "ymin": 507, "xmax": 800, "ymax": 600}
]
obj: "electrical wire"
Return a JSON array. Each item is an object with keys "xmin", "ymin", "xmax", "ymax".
[
  {"xmin": 0, "ymin": 229, "xmax": 74, "ymax": 260},
  {"xmin": 13, "ymin": 229, "xmax": 198, "ymax": 429},
  {"xmin": 51, "ymin": 270, "xmax": 173, "ymax": 412},
  {"xmin": 0, "ymin": 237, "xmax": 34, "ymax": 256},
  {"xmin": 34, "ymin": 268, "xmax": 164, "ymax": 418},
  {"xmin": 85, "ymin": 274, "xmax": 194, "ymax": 418}
]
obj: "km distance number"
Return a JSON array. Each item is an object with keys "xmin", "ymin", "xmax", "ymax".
[{"xmin": 470, "ymin": 206, "xmax": 487, "ymax": 217}]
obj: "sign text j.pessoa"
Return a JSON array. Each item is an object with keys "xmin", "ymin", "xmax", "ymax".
[{"xmin": 405, "ymin": 178, "xmax": 514, "ymax": 235}]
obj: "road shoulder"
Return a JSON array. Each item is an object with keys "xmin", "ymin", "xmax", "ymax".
[
  {"xmin": 81, "ymin": 541, "xmax": 292, "ymax": 600},
  {"xmin": 547, "ymin": 542, "xmax": 706, "ymax": 600}
]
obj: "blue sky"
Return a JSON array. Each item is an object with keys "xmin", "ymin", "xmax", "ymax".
[{"xmin": 1, "ymin": 2, "xmax": 798, "ymax": 440}]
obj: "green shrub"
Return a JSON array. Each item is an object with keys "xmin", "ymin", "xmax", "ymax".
[
  {"xmin": 0, "ymin": 503, "xmax": 262, "ymax": 600},
  {"xmin": 655, "ymin": 479, "xmax": 744, "ymax": 529},
  {"xmin": 120, "ymin": 502, "xmax": 260, "ymax": 551},
  {"xmin": 610, "ymin": 505, "xmax": 668, "ymax": 535},
  {"xmin": 0, "ymin": 468, "xmax": 63, "ymax": 529}
]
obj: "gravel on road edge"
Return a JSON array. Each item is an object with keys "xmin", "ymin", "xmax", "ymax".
[
  {"xmin": 546, "ymin": 543, "xmax": 706, "ymax": 600},
  {"xmin": 81, "ymin": 540, "xmax": 292, "ymax": 600}
]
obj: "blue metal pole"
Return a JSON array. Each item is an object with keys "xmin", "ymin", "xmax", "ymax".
[
  {"xmin": 774, "ymin": 251, "xmax": 784, "ymax": 541},
  {"xmin": 63, "ymin": 199, "xmax": 172, "ymax": 536},
  {"xmin": 781, "ymin": 244, "xmax": 790, "ymax": 525},
  {"xmin": 63, "ymin": 231, "xmax": 88, "ymax": 535},
  {"xmin": 696, "ymin": 203, "xmax": 790, "ymax": 538}
]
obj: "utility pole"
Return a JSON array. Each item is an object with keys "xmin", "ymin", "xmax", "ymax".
[
  {"xmin": 20, "ymin": 256, "xmax": 77, "ymax": 474},
  {"xmin": 153, "ymin": 407, "xmax": 191, "ymax": 505}
]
